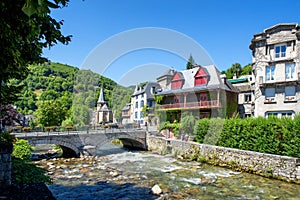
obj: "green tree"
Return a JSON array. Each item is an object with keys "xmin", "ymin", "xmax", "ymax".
[
  {"xmin": 186, "ymin": 54, "xmax": 195, "ymax": 69},
  {"xmin": 240, "ymin": 64, "xmax": 252, "ymax": 76},
  {"xmin": 39, "ymin": 89, "xmax": 59, "ymax": 101},
  {"xmin": 225, "ymin": 63, "xmax": 242, "ymax": 79},
  {"xmin": 35, "ymin": 100, "xmax": 67, "ymax": 126},
  {"xmin": 180, "ymin": 112, "xmax": 197, "ymax": 135},
  {"xmin": 0, "ymin": 0, "xmax": 71, "ymax": 106}
]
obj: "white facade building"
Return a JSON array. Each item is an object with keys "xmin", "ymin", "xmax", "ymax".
[
  {"xmin": 250, "ymin": 23, "xmax": 300, "ymax": 118},
  {"xmin": 131, "ymin": 82, "xmax": 161, "ymax": 125}
]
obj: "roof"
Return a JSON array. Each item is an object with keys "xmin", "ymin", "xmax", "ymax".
[
  {"xmin": 228, "ymin": 78, "xmax": 248, "ymax": 84},
  {"xmin": 122, "ymin": 103, "xmax": 131, "ymax": 111},
  {"xmin": 132, "ymin": 82, "xmax": 162, "ymax": 99},
  {"xmin": 157, "ymin": 65, "xmax": 236, "ymax": 95},
  {"xmin": 99, "ymin": 104, "xmax": 110, "ymax": 111},
  {"xmin": 97, "ymin": 87, "xmax": 106, "ymax": 104},
  {"xmin": 156, "ymin": 69, "xmax": 175, "ymax": 80}
]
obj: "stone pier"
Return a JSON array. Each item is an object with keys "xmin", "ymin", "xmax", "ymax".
[{"xmin": 0, "ymin": 142, "xmax": 13, "ymax": 188}]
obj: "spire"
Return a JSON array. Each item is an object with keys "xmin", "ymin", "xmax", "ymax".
[{"xmin": 97, "ymin": 87, "xmax": 106, "ymax": 104}]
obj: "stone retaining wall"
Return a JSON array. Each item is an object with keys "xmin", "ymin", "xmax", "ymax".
[
  {"xmin": 146, "ymin": 135, "xmax": 300, "ymax": 183},
  {"xmin": 0, "ymin": 143, "xmax": 13, "ymax": 188}
]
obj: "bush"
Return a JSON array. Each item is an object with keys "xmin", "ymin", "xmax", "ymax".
[
  {"xmin": 12, "ymin": 139, "xmax": 33, "ymax": 160},
  {"xmin": 180, "ymin": 113, "xmax": 197, "ymax": 136},
  {"xmin": 194, "ymin": 116, "xmax": 300, "ymax": 157},
  {"xmin": 12, "ymin": 159, "xmax": 52, "ymax": 184},
  {"xmin": 159, "ymin": 121, "xmax": 181, "ymax": 137},
  {"xmin": 11, "ymin": 139, "xmax": 52, "ymax": 184},
  {"xmin": 0, "ymin": 131, "xmax": 15, "ymax": 144},
  {"xmin": 194, "ymin": 118, "xmax": 210, "ymax": 143}
]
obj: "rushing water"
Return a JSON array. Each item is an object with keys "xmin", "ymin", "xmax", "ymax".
[{"xmin": 35, "ymin": 145, "xmax": 300, "ymax": 200}]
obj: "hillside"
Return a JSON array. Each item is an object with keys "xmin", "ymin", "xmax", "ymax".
[{"xmin": 13, "ymin": 62, "xmax": 133, "ymax": 126}]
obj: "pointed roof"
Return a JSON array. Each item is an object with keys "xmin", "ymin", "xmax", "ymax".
[{"xmin": 97, "ymin": 87, "xmax": 106, "ymax": 104}]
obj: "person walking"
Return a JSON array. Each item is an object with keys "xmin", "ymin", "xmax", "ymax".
[{"xmin": 180, "ymin": 130, "xmax": 185, "ymax": 141}]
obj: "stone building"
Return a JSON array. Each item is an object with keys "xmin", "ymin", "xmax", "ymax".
[
  {"xmin": 229, "ymin": 75, "xmax": 255, "ymax": 118},
  {"xmin": 95, "ymin": 87, "xmax": 113, "ymax": 124},
  {"xmin": 156, "ymin": 69, "xmax": 175, "ymax": 90},
  {"xmin": 250, "ymin": 23, "xmax": 300, "ymax": 117},
  {"xmin": 131, "ymin": 82, "xmax": 161, "ymax": 125},
  {"xmin": 156, "ymin": 65, "xmax": 238, "ymax": 121},
  {"xmin": 121, "ymin": 103, "xmax": 132, "ymax": 124}
]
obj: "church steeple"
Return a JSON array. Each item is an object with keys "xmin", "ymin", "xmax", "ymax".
[{"xmin": 97, "ymin": 87, "xmax": 106, "ymax": 105}]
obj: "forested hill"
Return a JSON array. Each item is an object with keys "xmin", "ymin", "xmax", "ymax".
[{"xmin": 13, "ymin": 62, "xmax": 133, "ymax": 126}]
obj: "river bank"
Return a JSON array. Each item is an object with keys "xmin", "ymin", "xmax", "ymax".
[
  {"xmin": 147, "ymin": 135, "xmax": 300, "ymax": 184},
  {"xmin": 36, "ymin": 150, "xmax": 300, "ymax": 199},
  {"xmin": 0, "ymin": 180, "xmax": 55, "ymax": 200}
]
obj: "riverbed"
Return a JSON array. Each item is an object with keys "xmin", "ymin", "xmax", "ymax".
[{"xmin": 34, "ymin": 145, "xmax": 300, "ymax": 200}]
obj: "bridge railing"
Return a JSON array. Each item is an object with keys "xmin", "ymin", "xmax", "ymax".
[{"xmin": 13, "ymin": 125, "xmax": 149, "ymax": 137}]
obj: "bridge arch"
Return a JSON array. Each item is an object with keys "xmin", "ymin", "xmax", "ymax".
[
  {"xmin": 25, "ymin": 137, "xmax": 81, "ymax": 158},
  {"xmin": 93, "ymin": 132, "xmax": 147, "ymax": 152}
]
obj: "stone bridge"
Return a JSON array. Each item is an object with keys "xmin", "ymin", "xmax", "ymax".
[{"xmin": 14, "ymin": 129, "xmax": 147, "ymax": 157}]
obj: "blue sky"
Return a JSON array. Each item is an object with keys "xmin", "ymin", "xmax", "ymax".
[{"xmin": 43, "ymin": 0, "xmax": 300, "ymax": 86}]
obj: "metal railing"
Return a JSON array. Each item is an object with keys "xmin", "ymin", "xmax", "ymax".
[{"xmin": 158, "ymin": 100, "xmax": 221, "ymax": 110}]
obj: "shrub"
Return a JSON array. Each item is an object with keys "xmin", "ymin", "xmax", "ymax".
[
  {"xmin": 194, "ymin": 118, "xmax": 210, "ymax": 143},
  {"xmin": 0, "ymin": 131, "xmax": 15, "ymax": 144},
  {"xmin": 12, "ymin": 139, "xmax": 33, "ymax": 160},
  {"xmin": 194, "ymin": 116, "xmax": 300, "ymax": 157},
  {"xmin": 12, "ymin": 159, "xmax": 52, "ymax": 184},
  {"xmin": 180, "ymin": 113, "xmax": 197, "ymax": 136},
  {"xmin": 159, "ymin": 121, "xmax": 181, "ymax": 137}
]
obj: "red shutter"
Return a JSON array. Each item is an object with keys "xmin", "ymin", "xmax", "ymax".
[
  {"xmin": 171, "ymin": 72, "xmax": 184, "ymax": 89},
  {"xmin": 194, "ymin": 68, "xmax": 208, "ymax": 86}
]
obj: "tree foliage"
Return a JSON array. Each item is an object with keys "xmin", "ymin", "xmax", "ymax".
[
  {"xmin": 186, "ymin": 54, "xmax": 195, "ymax": 70},
  {"xmin": 223, "ymin": 63, "xmax": 252, "ymax": 79},
  {"xmin": 12, "ymin": 139, "xmax": 33, "ymax": 160},
  {"xmin": 180, "ymin": 112, "xmax": 198, "ymax": 135},
  {"xmin": 0, "ymin": 0, "xmax": 71, "ymax": 105},
  {"xmin": 35, "ymin": 100, "xmax": 67, "ymax": 126}
]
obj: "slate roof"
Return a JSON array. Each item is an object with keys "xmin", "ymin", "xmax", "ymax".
[
  {"xmin": 157, "ymin": 65, "xmax": 236, "ymax": 95},
  {"xmin": 132, "ymin": 82, "xmax": 162, "ymax": 99},
  {"xmin": 122, "ymin": 103, "xmax": 131, "ymax": 111}
]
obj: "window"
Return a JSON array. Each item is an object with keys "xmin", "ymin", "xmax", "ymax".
[
  {"xmin": 282, "ymin": 112, "xmax": 293, "ymax": 118},
  {"xmin": 265, "ymin": 88, "xmax": 275, "ymax": 98},
  {"xmin": 244, "ymin": 94, "xmax": 252, "ymax": 102},
  {"xmin": 135, "ymin": 111, "xmax": 138, "ymax": 119},
  {"xmin": 140, "ymin": 111, "xmax": 144, "ymax": 119},
  {"xmin": 265, "ymin": 112, "xmax": 278, "ymax": 117},
  {"xmin": 285, "ymin": 63, "xmax": 295, "ymax": 80},
  {"xmin": 285, "ymin": 86, "xmax": 296, "ymax": 97},
  {"xmin": 135, "ymin": 95, "xmax": 138, "ymax": 99},
  {"xmin": 141, "ymin": 93, "xmax": 144, "ymax": 98},
  {"xmin": 140, "ymin": 100, "xmax": 144, "ymax": 107},
  {"xmin": 275, "ymin": 44, "xmax": 286, "ymax": 58},
  {"xmin": 135, "ymin": 102, "xmax": 138, "ymax": 109},
  {"xmin": 148, "ymin": 100, "xmax": 153, "ymax": 108},
  {"xmin": 266, "ymin": 66, "xmax": 275, "ymax": 81},
  {"xmin": 266, "ymin": 111, "xmax": 294, "ymax": 118}
]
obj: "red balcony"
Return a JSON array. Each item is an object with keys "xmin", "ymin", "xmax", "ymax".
[{"xmin": 158, "ymin": 100, "xmax": 221, "ymax": 110}]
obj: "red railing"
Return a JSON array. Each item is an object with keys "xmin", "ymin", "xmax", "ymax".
[{"xmin": 158, "ymin": 100, "xmax": 221, "ymax": 110}]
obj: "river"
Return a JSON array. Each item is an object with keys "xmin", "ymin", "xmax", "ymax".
[{"xmin": 35, "ymin": 144, "xmax": 300, "ymax": 200}]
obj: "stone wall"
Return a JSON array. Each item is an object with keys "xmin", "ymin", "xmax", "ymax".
[
  {"xmin": 146, "ymin": 135, "xmax": 300, "ymax": 183},
  {"xmin": 0, "ymin": 142, "xmax": 13, "ymax": 188}
]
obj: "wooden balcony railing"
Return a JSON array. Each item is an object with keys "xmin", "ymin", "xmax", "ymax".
[{"xmin": 158, "ymin": 100, "xmax": 221, "ymax": 110}]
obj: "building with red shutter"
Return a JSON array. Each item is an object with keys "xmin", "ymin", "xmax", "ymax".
[{"xmin": 156, "ymin": 65, "xmax": 238, "ymax": 122}]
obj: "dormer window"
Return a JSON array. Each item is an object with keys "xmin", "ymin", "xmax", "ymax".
[
  {"xmin": 171, "ymin": 72, "xmax": 184, "ymax": 89},
  {"xmin": 275, "ymin": 44, "xmax": 286, "ymax": 58},
  {"xmin": 194, "ymin": 67, "xmax": 209, "ymax": 86}
]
